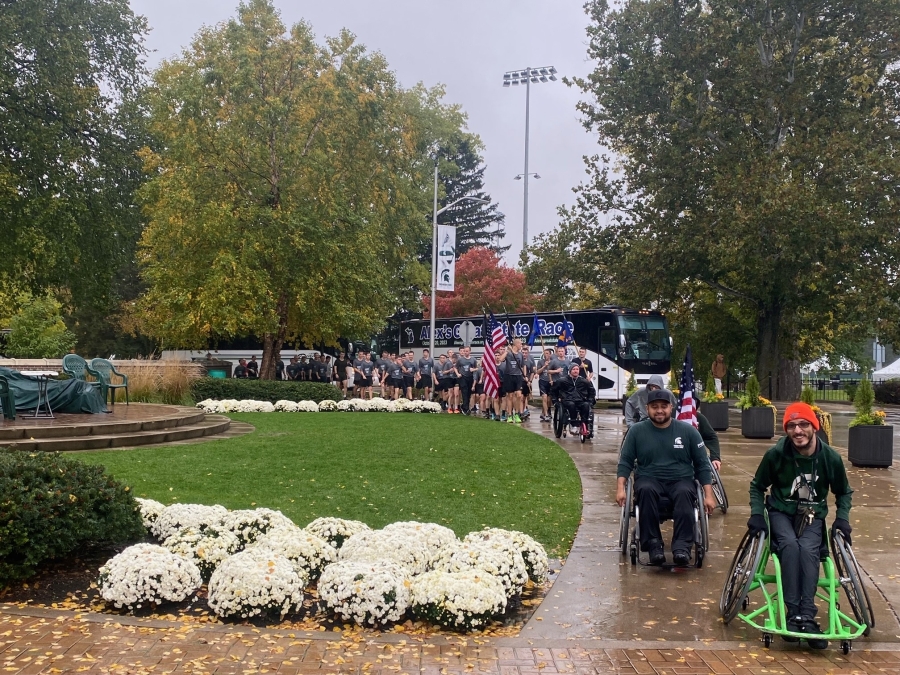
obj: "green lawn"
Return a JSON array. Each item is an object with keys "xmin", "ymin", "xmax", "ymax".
[{"xmin": 75, "ymin": 414, "xmax": 583, "ymax": 557}]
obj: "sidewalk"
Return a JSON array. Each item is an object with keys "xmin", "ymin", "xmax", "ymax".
[{"xmin": 2, "ymin": 409, "xmax": 899, "ymax": 674}]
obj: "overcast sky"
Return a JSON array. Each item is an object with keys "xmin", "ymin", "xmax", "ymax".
[{"xmin": 128, "ymin": 0, "xmax": 598, "ymax": 264}]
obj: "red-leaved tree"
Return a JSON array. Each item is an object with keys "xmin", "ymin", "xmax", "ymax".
[{"xmin": 423, "ymin": 247, "xmax": 537, "ymax": 319}]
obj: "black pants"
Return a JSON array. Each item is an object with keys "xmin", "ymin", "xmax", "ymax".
[
  {"xmin": 769, "ymin": 509, "xmax": 823, "ymax": 619},
  {"xmin": 634, "ymin": 477, "xmax": 696, "ymax": 554},
  {"xmin": 459, "ymin": 375, "xmax": 474, "ymax": 413},
  {"xmin": 562, "ymin": 400, "xmax": 591, "ymax": 425}
]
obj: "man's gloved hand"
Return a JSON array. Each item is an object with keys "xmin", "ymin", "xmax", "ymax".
[
  {"xmin": 833, "ymin": 518, "xmax": 852, "ymax": 546},
  {"xmin": 747, "ymin": 514, "xmax": 767, "ymax": 536}
]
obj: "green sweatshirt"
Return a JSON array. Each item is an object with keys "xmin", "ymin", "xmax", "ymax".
[
  {"xmin": 617, "ymin": 419, "xmax": 712, "ymax": 485},
  {"xmin": 749, "ymin": 435, "xmax": 852, "ymax": 520},
  {"xmin": 697, "ymin": 413, "xmax": 720, "ymax": 462}
]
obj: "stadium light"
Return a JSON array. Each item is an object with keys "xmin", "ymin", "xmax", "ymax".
[{"xmin": 502, "ymin": 65, "xmax": 557, "ymax": 250}]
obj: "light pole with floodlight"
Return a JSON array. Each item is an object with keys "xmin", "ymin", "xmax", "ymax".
[
  {"xmin": 429, "ymin": 164, "xmax": 489, "ymax": 354},
  {"xmin": 503, "ymin": 66, "xmax": 556, "ymax": 251}
]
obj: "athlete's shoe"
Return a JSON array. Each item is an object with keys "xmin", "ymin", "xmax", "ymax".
[
  {"xmin": 507, "ymin": 415, "xmax": 515, "ymax": 424},
  {"xmin": 500, "ymin": 412, "xmax": 507, "ymax": 422},
  {"xmin": 521, "ymin": 409, "xmax": 530, "ymax": 419},
  {"xmin": 513, "ymin": 414, "xmax": 522, "ymax": 424}
]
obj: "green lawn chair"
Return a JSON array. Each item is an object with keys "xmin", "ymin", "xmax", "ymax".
[
  {"xmin": 0, "ymin": 374, "xmax": 15, "ymax": 420},
  {"xmin": 90, "ymin": 358, "xmax": 129, "ymax": 405},
  {"xmin": 62, "ymin": 353, "xmax": 108, "ymax": 403}
]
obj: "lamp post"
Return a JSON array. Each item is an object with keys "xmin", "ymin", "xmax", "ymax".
[
  {"xmin": 503, "ymin": 66, "xmax": 557, "ymax": 251},
  {"xmin": 429, "ymin": 164, "xmax": 489, "ymax": 354}
]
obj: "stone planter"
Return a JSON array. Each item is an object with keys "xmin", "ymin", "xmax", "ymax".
[
  {"xmin": 741, "ymin": 406, "xmax": 775, "ymax": 439},
  {"xmin": 848, "ymin": 425, "xmax": 893, "ymax": 468},
  {"xmin": 700, "ymin": 401, "xmax": 729, "ymax": 431}
]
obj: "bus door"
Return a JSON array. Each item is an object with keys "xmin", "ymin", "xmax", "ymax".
[{"xmin": 593, "ymin": 326, "xmax": 620, "ymax": 400}]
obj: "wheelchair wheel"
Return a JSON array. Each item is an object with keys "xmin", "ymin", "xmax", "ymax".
[
  {"xmin": 711, "ymin": 463, "xmax": 728, "ymax": 514},
  {"xmin": 552, "ymin": 402, "xmax": 564, "ymax": 438},
  {"xmin": 720, "ymin": 530, "xmax": 766, "ymax": 624},
  {"xmin": 618, "ymin": 476, "xmax": 633, "ymax": 555},
  {"xmin": 831, "ymin": 530, "xmax": 874, "ymax": 636}
]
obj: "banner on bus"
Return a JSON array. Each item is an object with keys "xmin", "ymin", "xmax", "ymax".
[{"xmin": 436, "ymin": 225, "xmax": 456, "ymax": 291}]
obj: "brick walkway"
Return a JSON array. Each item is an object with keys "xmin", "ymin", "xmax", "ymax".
[{"xmin": 2, "ymin": 606, "xmax": 899, "ymax": 674}]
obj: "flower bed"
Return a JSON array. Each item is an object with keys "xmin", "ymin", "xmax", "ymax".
[
  {"xmin": 196, "ymin": 397, "xmax": 442, "ymax": 414},
  {"xmin": 97, "ymin": 502, "xmax": 550, "ymax": 632}
]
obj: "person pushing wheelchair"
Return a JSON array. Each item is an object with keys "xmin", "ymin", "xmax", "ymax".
[
  {"xmin": 746, "ymin": 402, "xmax": 853, "ymax": 649},
  {"xmin": 617, "ymin": 389, "xmax": 716, "ymax": 566},
  {"xmin": 550, "ymin": 363, "xmax": 595, "ymax": 436}
]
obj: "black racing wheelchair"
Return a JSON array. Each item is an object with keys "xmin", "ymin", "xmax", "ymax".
[
  {"xmin": 617, "ymin": 474, "xmax": 710, "ymax": 568},
  {"xmin": 552, "ymin": 397, "xmax": 595, "ymax": 443},
  {"xmin": 710, "ymin": 460, "xmax": 728, "ymax": 514}
]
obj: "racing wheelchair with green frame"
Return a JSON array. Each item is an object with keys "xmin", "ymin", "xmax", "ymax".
[{"xmin": 719, "ymin": 521, "xmax": 873, "ymax": 654}]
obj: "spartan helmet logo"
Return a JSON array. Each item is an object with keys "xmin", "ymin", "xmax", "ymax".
[{"xmin": 405, "ymin": 327, "xmax": 414, "ymax": 343}]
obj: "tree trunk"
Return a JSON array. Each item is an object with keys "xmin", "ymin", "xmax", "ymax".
[
  {"xmin": 755, "ymin": 306, "xmax": 802, "ymax": 401},
  {"xmin": 260, "ymin": 293, "xmax": 289, "ymax": 380}
]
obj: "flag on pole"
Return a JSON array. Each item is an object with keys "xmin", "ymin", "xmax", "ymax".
[
  {"xmin": 482, "ymin": 312, "xmax": 506, "ymax": 399},
  {"xmin": 676, "ymin": 345, "xmax": 698, "ymax": 428},
  {"xmin": 556, "ymin": 313, "xmax": 575, "ymax": 348},
  {"xmin": 527, "ymin": 312, "xmax": 540, "ymax": 348}
]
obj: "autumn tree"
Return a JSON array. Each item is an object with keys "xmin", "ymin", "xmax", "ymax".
[
  {"xmin": 423, "ymin": 247, "xmax": 536, "ymax": 318},
  {"xmin": 136, "ymin": 0, "xmax": 466, "ymax": 378},
  {"xmin": 0, "ymin": 0, "xmax": 149, "ymax": 344},
  {"xmin": 545, "ymin": 0, "xmax": 900, "ymax": 398}
]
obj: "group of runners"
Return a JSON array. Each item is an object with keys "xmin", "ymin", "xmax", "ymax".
[{"xmin": 325, "ymin": 341, "xmax": 596, "ymax": 425}]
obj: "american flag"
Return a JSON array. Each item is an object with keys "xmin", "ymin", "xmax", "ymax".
[
  {"xmin": 482, "ymin": 313, "xmax": 506, "ymax": 398},
  {"xmin": 676, "ymin": 345, "xmax": 698, "ymax": 428}
]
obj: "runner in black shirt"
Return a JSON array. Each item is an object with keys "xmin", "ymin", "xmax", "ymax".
[
  {"xmin": 455, "ymin": 346, "xmax": 477, "ymax": 415},
  {"xmin": 286, "ymin": 356, "xmax": 301, "ymax": 381},
  {"xmin": 334, "ymin": 351, "xmax": 351, "ymax": 398},
  {"xmin": 503, "ymin": 339, "xmax": 526, "ymax": 423},
  {"xmin": 247, "ymin": 355, "xmax": 259, "ymax": 378},
  {"xmin": 416, "ymin": 349, "xmax": 435, "ymax": 402}
]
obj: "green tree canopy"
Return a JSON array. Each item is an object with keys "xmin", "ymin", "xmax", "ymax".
[
  {"xmin": 136, "ymin": 0, "xmax": 468, "ymax": 378},
  {"xmin": 6, "ymin": 296, "xmax": 76, "ymax": 358},
  {"xmin": 534, "ymin": 0, "xmax": 900, "ymax": 398},
  {"xmin": 0, "ymin": 0, "xmax": 148, "ymax": 310}
]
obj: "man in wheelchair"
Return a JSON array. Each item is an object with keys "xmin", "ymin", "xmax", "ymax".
[
  {"xmin": 746, "ymin": 402, "xmax": 853, "ymax": 649},
  {"xmin": 550, "ymin": 363, "xmax": 596, "ymax": 436},
  {"xmin": 617, "ymin": 389, "xmax": 716, "ymax": 566}
]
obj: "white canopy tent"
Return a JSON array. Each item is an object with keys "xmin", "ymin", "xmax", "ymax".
[{"xmin": 873, "ymin": 357, "xmax": 900, "ymax": 381}]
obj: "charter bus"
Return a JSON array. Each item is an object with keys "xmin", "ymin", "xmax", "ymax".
[{"xmin": 399, "ymin": 307, "xmax": 672, "ymax": 402}]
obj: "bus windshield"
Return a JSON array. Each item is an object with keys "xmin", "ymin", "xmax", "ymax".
[{"xmin": 618, "ymin": 315, "xmax": 671, "ymax": 362}]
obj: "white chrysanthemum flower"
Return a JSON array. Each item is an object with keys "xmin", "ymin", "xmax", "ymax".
[
  {"xmin": 98, "ymin": 544, "xmax": 202, "ymax": 610},
  {"xmin": 318, "ymin": 399, "xmax": 338, "ymax": 412},
  {"xmin": 393, "ymin": 397, "xmax": 412, "ymax": 412},
  {"xmin": 304, "ymin": 517, "xmax": 371, "ymax": 549},
  {"xmin": 135, "ymin": 497, "xmax": 165, "ymax": 531},
  {"xmin": 151, "ymin": 503, "xmax": 228, "ymax": 541},
  {"xmin": 385, "ymin": 400, "xmax": 398, "ymax": 412},
  {"xmin": 366, "ymin": 397, "xmax": 390, "ymax": 412},
  {"xmin": 464, "ymin": 528, "xmax": 549, "ymax": 584},
  {"xmin": 318, "ymin": 560, "xmax": 410, "ymax": 626},
  {"xmin": 410, "ymin": 570, "xmax": 507, "ymax": 631},
  {"xmin": 163, "ymin": 526, "xmax": 240, "ymax": 581},
  {"xmin": 207, "ymin": 547, "xmax": 306, "ymax": 620},
  {"xmin": 348, "ymin": 398, "xmax": 370, "ymax": 412},
  {"xmin": 219, "ymin": 508, "xmax": 295, "ymax": 547},
  {"xmin": 220, "ymin": 399, "xmax": 242, "ymax": 412},
  {"xmin": 339, "ymin": 529, "xmax": 430, "ymax": 577},
  {"xmin": 434, "ymin": 540, "xmax": 527, "ymax": 598},
  {"xmin": 274, "ymin": 400, "xmax": 299, "ymax": 412},
  {"xmin": 250, "ymin": 525, "xmax": 336, "ymax": 581},
  {"xmin": 296, "ymin": 400, "xmax": 320, "ymax": 412},
  {"xmin": 336, "ymin": 400, "xmax": 352, "ymax": 411},
  {"xmin": 421, "ymin": 401, "xmax": 442, "ymax": 414},
  {"xmin": 381, "ymin": 521, "xmax": 458, "ymax": 566}
]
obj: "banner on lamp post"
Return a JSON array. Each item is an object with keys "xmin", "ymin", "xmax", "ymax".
[{"xmin": 436, "ymin": 225, "xmax": 457, "ymax": 292}]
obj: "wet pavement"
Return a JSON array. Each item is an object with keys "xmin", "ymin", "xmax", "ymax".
[
  {"xmin": 517, "ymin": 405, "xmax": 900, "ymax": 646},
  {"xmin": 2, "ymin": 403, "xmax": 900, "ymax": 673}
]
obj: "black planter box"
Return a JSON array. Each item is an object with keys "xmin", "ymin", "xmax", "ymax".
[
  {"xmin": 848, "ymin": 424, "xmax": 893, "ymax": 468},
  {"xmin": 700, "ymin": 401, "xmax": 729, "ymax": 431},
  {"xmin": 742, "ymin": 407, "xmax": 775, "ymax": 439}
]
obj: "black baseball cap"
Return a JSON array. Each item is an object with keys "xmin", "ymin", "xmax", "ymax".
[{"xmin": 647, "ymin": 389, "xmax": 672, "ymax": 404}]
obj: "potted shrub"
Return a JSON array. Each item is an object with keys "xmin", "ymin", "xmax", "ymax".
[
  {"xmin": 737, "ymin": 375, "xmax": 776, "ymax": 439},
  {"xmin": 800, "ymin": 386, "xmax": 832, "ymax": 445},
  {"xmin": 699, "ymin": 374, "xmax": 729, "ymax": 431},
  {"xmin": 848, "ymin": 377, "xmax": 892, "ymax": 468}
]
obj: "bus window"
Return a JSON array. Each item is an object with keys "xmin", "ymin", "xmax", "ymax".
[
  {"xmin": 599, "ymin": 328, "xmax": 617, "ymax": 357},
  {"xmin": 645, "ymin": 317, "xmax": 670, "ymax": 360},
  {"xmin": 619, "ymin": 316, "xmax": 670, "ymax": 360}
]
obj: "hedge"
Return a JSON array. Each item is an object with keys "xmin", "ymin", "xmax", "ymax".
[
  {"xmin": 0, "ymin": 450, "xmax": 145, "ymax": 585},
  {"xmin": 874, "ymin": 379, "xmax": 900, "ymax": 405},
  {"xmin": 190, "ymin": 378, "xmax": 342, "ymax": 404}
]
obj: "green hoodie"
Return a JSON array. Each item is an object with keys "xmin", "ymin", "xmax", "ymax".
[{"xmin": 749, "ymin": 435, "xmax": 852, "ymax": 521}]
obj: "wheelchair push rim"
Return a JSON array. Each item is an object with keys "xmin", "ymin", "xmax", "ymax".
[
  {"xmin": 710, "ymin": 462, "xmax": 728, "ymax": 514},
  {"xmin": 830, "ymin": 529, "xmax": 875, "ymax": 636},
  {"xmin": 720, "ymin": 530, "xmax": 766, "ymax": 624}
]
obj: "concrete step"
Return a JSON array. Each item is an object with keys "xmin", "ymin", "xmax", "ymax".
[
  {"xmin": 2, "ymin": 415, "xmax": 231, "ymax": 452},
  {"xmin": 0, "ymin": 407, "xmax": 207, "ymax": 441}
]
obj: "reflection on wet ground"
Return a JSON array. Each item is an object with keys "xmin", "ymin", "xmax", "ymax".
[{"xmin": 519, "ymin": 406, "xmax": 900, "ymax": 644}]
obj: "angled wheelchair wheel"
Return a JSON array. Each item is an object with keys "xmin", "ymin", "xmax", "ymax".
[
  {"xmin": 831, "ymin": 530, "xmax": 874, "ymax": 636},
  {"xmin": 618, "ymin": 476, "xmax": 633, "ymax": 555},
  {"xmin": 720, "ymin": 530, "xmax": 766, "ymax": 624},
  {"xmin": 695, "ymin": 484, "xmax": 709, "ymax": 567},
  {"xmin": 552, "ymin": 402, "xmax": 564, "ymax": 438},
  {"xmin": 711, "ymin": 463, "xmax": 728, "ymax": 514}
]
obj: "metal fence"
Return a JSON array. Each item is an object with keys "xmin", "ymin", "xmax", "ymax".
[{"xmin": 718, "ymin": 374, "xmax": 860, "ymax": 401}]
